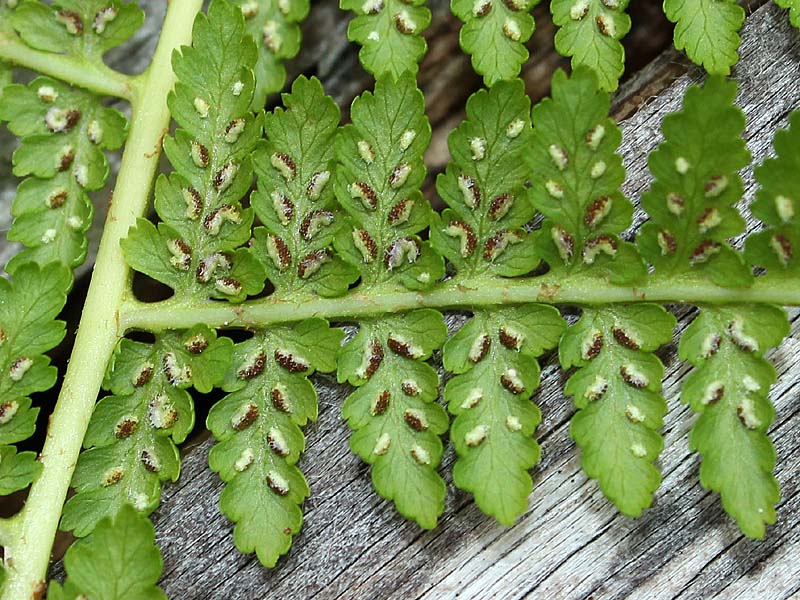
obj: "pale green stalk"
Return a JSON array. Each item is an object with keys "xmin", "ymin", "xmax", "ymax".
[
  {"xmin": 0, "ymin": 2, "xmax": 203, "ymax": 598},
  {"xmin": 0, "ymin": 30, "xmax": 136, "ymax": 101},
  {"xmin": 121, "ymin": 274, "xmax": 800, "ymax": 332}
]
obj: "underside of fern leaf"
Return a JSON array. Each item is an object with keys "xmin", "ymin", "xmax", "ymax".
[
  {"xmin": 663, "ymin": 0, "xmax": 745, "ymax": 75},
  {"xmin": 551, "ymin": 0, "xmax": 631, "ymax": 91}
]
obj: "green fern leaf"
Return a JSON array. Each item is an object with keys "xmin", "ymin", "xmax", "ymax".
[
  {"xmin": 638, "ymin": 76, "xmax": 752, "ymax": 287},
  {"xmin": 0, "ymin": 445, "xmax": 41, "ymax": 495},
  {"xmin": 451, "ymin": 0, "xmax": 540, "ymax": 86},
  {"xmin": 251, "ymin": 76, "xmax": 358, "ymax": 297},
  {"xmin": 431, "ymin": 79, "xmax": 539, "ymax": 279},
  {"xmin": 663, "ymin": 0, "xmax": 744, "ymax": 75},
  {"xmin": 338, "ymin": 310, "xmax": 449, "ymax": 528},
  {"xmin": 679, "ymin": 305, "xmax": 790, "ymax": 538},
  {"xmin": 0, "ymin": 264, "xmax": 69, "ymax": 495},
  {"xmin": 443, "ymin": 306, "xmax": 564, "ymax": 524},
  {"xmin": 551, "ymin": 0, "xmax": 631, "ymax": 92},
  {"xmin": 230, "ymin": 0, "xmax": 310, "ymax": 109},
  {"xmin": 776, "ymin": 0, "xmax": 800, "ymax": 27},
  {"xmin": 745, "ymin": 110, "xmax": 800, "ymax": 275},
  {"xmin": 559, "ymin": 304, "xmax": 676, "ymax": 516},
  {"xmin": 47, "ymin": 505, "xmax": 166, "ymax": 600},
  {"xmin": 334, "ymin": 75, "xmax": 444, "ymax": 290},
  {"xmin": 0, "ymin": 76, "xmax": 127, "ymax": 271},
  {"xmin": 60, "ymin": 326, "xmax": 232, "ymax": 536},
  {"xmin": 528, "ymin": 67, "xmax": 644, "ymax": 285},
  {"xmin": 123, "ymin": 1, "xmax": 266, "ymax": 302},
  {"xmin": 10, "ymin": 0, "xmax": 144, "ymax": 58},
  {"xmin": 208, "ymin": 319, "xmax": 342, "ymax": 567},
  {"xmin": 341, "ymin": 0, "xmax": 431, "ymax": 79}
]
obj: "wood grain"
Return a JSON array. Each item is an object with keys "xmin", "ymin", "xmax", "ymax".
[{"xmin": 69, "ymin": 3, "xmax": 800, "ymax": 600}]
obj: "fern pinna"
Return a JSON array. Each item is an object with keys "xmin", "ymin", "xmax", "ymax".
[{"xmin": 0, "ymin": 0, "xmax": 799, "ymax": 596}]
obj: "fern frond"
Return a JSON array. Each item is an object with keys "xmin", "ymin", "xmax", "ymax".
[
  {"xmin": 60, "ymin": 326, "xmax": 232, "ymax": 536},
  {"xmin": 560, "ymin": 304, "xmax": 675, "ymax": 516},
  {"xmin": 334, "ymin": 75, "xmax": 444, "ymax": 289},
  {"xmin": 638, "ymin": 76, "xmax": 752, "ymax": 287},
  {"xmin": 9, "ymin": 0, "xmax": 144, "ymax": 60},
  {"xmin": 47, "ymin": 505, "xmax": 166, "ymax": 600},
  {"xmin": 231, "ymin": 0, "xmax": 310, "ymax": 109},
  {"xmin": 444, "ymin": 306, "xmax": 564, "ymax": 524},
  {"xmin": 0, "ymin": 76, "xmax": 128, "ymax": 271},
  {"xmin": 663, "ymin": 0, "xmax": 744, "ymax": 75},
  {"xmin": 528, "ymin": 67, "xmax": 644, "ymax": 284},
  {"xmin": 431, "ymin": 80, "xmax": 538, "ymax": 278},
  {"xmin": 679, "ymin": 305, "xmax": 789, "ymax": 538},
  {"xmin": 338, "ymin": 310, "xmax": 449, "ymax": 528},
  {"xmin": 551, "ymin": 0, "xmax": 631, "ymax": 92},
  {"xmin": 0, "ymin": 264, "xmax": 69, "ymax": 496},
  {"xmin": 208, "ymin": 319, "xmax": 341, "ymax": 567},
  {"xmin": 341, "ymin": 0, "xmax": 431, "ymax": 79},
  {"xmin": 776, "ymin": 0, "xmax": 800, "ymax": 28},
  {"xmin": 252, "ymin": 76, "xmax": 358, "ymax": 298},
  {"xmin": 451, "ymin": 0, "xmax": 540, "ymax": 86},
  {"xmin": 746, "ymin": 110, "xmax": 800, "ymax": 276},
  {"xmin": 122, "ymin": 1, "xmax": 266, "ymax": 302}
]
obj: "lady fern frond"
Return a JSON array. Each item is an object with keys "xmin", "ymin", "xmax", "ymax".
[
  {"xmin": 638, "ymin": 76, "xmax": 752, "ymax": 288},
  {"xmin": 341, "ymin": 0, "xmax": 431, "ymax": 79},
  {"xmin": 746, "ymin": 111, "xmax": 800, "ymax": 276},
  {"xmin": 0, "ymin": 264, "xmax": 69, "ymax": 497},
  {"xmin": 528, "ymin": 67, "xmax": 644, "ymax": 285},
  {"xmin": 60, "ymin": 326, "xmax": 232, "ymax": 536},
  {"xmin": 551, "ymin": 0, "xmax": 631, "ymax": 92},
  {"xmin": 208, "ymin": 320, "xmax": 342, "ymax": 566},
  {"xmin": 252, "ymin": 76, "xmax": 358, "ymax": 298},
  {"xmin": 122, "ymin": 1, "xmax": 266, "ymax": 302},
  {"xmin": 451, "ymin": 0, "xmax": 540, "ymax": 87},
  {"xmin": 0, "ymin": 77, "xmax": 128, "ymax": 271},
  {"xmin": 231, "ymin": 0, "xmax": 311, "ymax": 109},
  {"xmin": 663, "ymin": 0, "xmax": 745, "ymax": 75},
  {"xmin": 3, "ymin": 1, "xmax": 800, "ymax": 593},
  {"xmin": 776, "ymin": 0, "xmax": 800, "ymax": 28}
]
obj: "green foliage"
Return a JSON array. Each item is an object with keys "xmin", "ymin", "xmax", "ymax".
[
  {"xmin": 208, "ymin": 319, "xmax": 341, "ymax": 567},
  {"xmin": 560, "ymin": 304, "xmax": 675, "ymax": 516},
  {"xmin": 663, "ymin": 0, "xmax": 744, "ymax": 75},
  {"xmin": 431, "ymin": 80, "xmax": 538, "ymax": 279},
  {"xmin": 451, "ymin": 0, "xmax": 539, "ymax": 86},
  {"xmin": 776, "ymin": 0, "xmax": 800, "ymax": 28},
  {"xmin": 0, "ymin": 76, "xmax": 127, "ymax": 271},
  {"xmin": 334, "ymin": 75, "xmax": 443, "ymax": 290},
  {"xmin": 10, "ymin": 0, "xmax": 144, "ymax": 59},
  {"xmin": 679, "ymin": 305, "xmax": 789, "ymax": 538},
  {"xmin": 746, "ymin": 111, "xmax": 800, "ymax": 276},
  {"xmin": 0, "ymin": 264, "xmax": 69, "ymax": 495},
  {"xmin": 60, "ymin": 326, "xmax": 232, "ymax": 537},
  {"xmin": 123, "ymin": 0, "xmax": 266, "ymax": 302},
  {"xmin": 341, "ymin": 0, "xmax": 431, "ymax": 79},
  {"xmin": 338, "ymin": 310, "xmax": 449, "ymax": 528},
  {"xmin": 47, "ymin": 505, "xmax": 166, "ymax": 600},
  {"xmin": 551, "ymin": 0, "xmax": 631, "ymax": 92},
  {"xmin": 638, "ymin": 76, "xmax": 752, "ymax": 287},
  {"xmin": 230, "ymin": 0, "xmax": 311, "ymax": 109},
  {"xmin": 251, "ymin": 76, "xmax": 358, "ymax": 298},
  {"xmin": 528, "ymin": 67, "xmax": 644, "ymax": 284},
  {"xmin": 444, "ymin": 306, "xmax": 564, "ymax": 524}
]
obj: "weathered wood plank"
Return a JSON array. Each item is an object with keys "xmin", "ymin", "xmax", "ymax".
[{"xmin": 117, "ymin": 4, "xmax": 800, "ymax": 600}]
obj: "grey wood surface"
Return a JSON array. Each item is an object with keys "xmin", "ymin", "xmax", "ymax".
[
  {"xmin": 129, "ymin": 4, "xmax": 800, "ymax": 600},
  {"xmin": 28, "ymin": 1, "xmax": 800, "ymax": 599}
]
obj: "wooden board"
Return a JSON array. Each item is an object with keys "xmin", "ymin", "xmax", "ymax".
[{"xmin": 84, "ymin": 3, "xmax": 800, "ymax": 599}]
